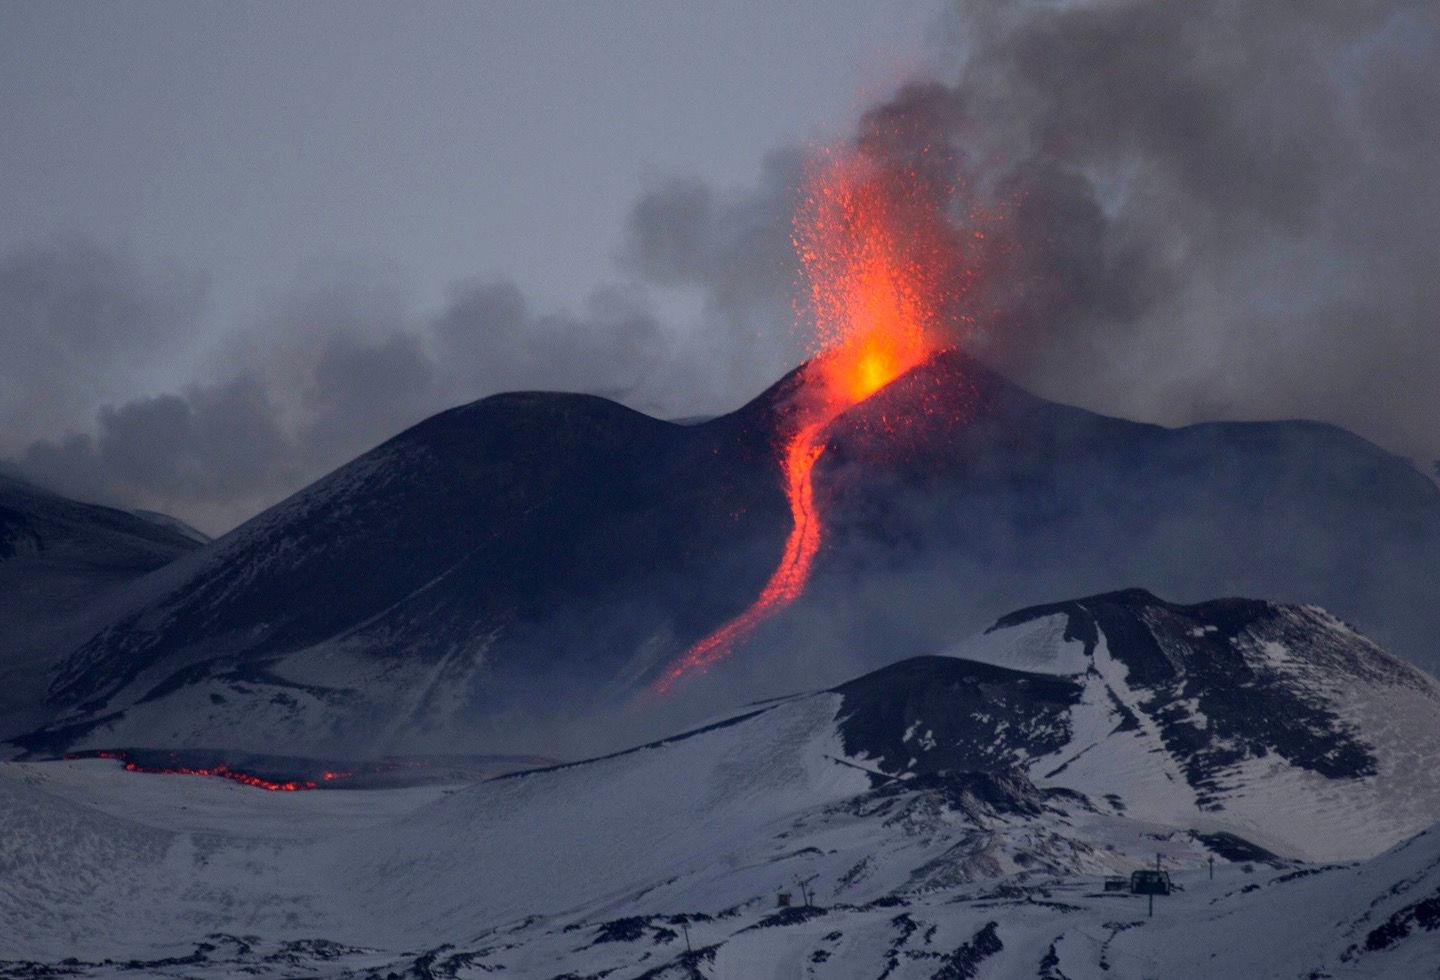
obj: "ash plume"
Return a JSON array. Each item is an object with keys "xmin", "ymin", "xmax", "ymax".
[
  {"xmin": 628, "ymin": 0, "xmax": 1440, "ymax": 467},
  {"xmin": 4, "ymin": 0, "xmax": 1437, "ymax": 531},
  {"xmin": 6, "ymin": 261, "xmax": 669, "ymax": 534}
]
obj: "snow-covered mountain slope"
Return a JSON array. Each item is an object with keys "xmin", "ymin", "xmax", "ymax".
[
  {"xmin": 0, "ymin": 475, "xmax": 202, "ymax": 741},
  {"xmin": 12, "ymin": 383, "xmax": 796, "ymax": 757},
  {"xmin": 3, "ymin": 594, "xmax": 1438, "ymax": 972},
  {"xmin": 16, "ymin": 352, "xmax": 1440, "ymax": 757},
  {"xmin": 415, "ymin": 822, "xmax": 1440, "ymax": 979},
  {"xmin": 0, "ymin": 699, "xmax": 1242, "ymax": 964},
  {"xmin": 1098, "ymin": 824, "xmax": 1440, "ymax": 979},
  {"xmin": 6, "ymin": 821, "xmax": 1437, "ymax": 978},
  {"xmin": 942, "ymin": 589, "xmax": 1440, "ymax": 861}
]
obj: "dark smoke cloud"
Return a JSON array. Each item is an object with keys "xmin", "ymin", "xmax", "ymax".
[
  {"xmin": 18, "ymin": 376, "xmax": 299, "ymax": 518},
  {"xmin": 433, "ymin": 279, "xmax": 667, "ymax": 401},
  {"xmin": 623, "ymin": 0, "xmax": 1440, "ymax": 467},
  {"xmin": 621, "ymin": 148, "xmax": 811, "ymax": 407},
  {"xmin": 0, "ymin": 240, "xmax": 208, "ymax": 452},
  {"xmin": 7, "ymin": 0, "xmax": 1438, "ymax": 531},
  {"xmin": 925, "ymin": 0, "xmax": 1440, "ymax": 465},
  {"xmin": 5, "ymin": 251, "xmax": 672, "ymax": 534}
]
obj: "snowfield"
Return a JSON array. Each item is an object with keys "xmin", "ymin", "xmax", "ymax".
[
  {"xmin": 2, "ymin": 754, "xmax": 1438, "ymax": 978},
  {"xmin": 3, "ymin": 590, "xmax": 1439, "ymax": 976}
]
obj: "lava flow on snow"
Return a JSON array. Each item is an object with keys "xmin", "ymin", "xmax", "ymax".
[{"xmin": 653, "ymin": 130, "xmax": 994, "ymax": 693}]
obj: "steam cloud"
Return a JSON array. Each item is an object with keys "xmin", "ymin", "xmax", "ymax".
[
  {"xmin": 5, "ymin": 0, "xmax": 1438, "ymax": 532},
  {"xmin": 625, "ymin": 0, "xmax": 1440, "ymax": 465},
  {"xmin": 0, "ymin": 241, "xmax": 208, "ymax": 458},
  {"xmin": 4, "ymin": 260, "xmax": 669, "ymax": 533},
  {"xmin": 931, "ymin": 0, "xmax": 1440, "ymax": 467}
]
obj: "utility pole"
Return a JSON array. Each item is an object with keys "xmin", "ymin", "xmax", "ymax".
[
  {"xmin": 1209, "ymin": 855, "xmax": 1214, "ymax": 880},
  {"xmin": 681, "ymin": 920, "xmax": 692, "ymax": 955},
  {"xmin": 1150, "ymin": 852, "xmax": 1160, "ymax": 919},
  {"xmin": 798, "ymin": 875, "xmax": 818, "ymax": 908}
]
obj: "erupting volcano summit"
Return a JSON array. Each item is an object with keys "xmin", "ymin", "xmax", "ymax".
[{"xmin": 653, "ymin": 140, "xmax": 987, "ymax": 692}]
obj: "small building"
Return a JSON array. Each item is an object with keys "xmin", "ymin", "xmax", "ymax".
[
  {"xmin": 776, "ymin": 891, "xmax": 792, "ymax": 908},
  {"xmin": 1130, "ymin": 869, "xmax": 1173, "ymax": 895},
  {"xmin": 1103, "ymin": 876, "xmax": 1129, "ymax": 892}
]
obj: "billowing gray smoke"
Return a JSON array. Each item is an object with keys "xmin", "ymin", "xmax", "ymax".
[
  {"xmin": 629, "ymin": 0, "xmax": 1440, "ymax": 469},
  {"xmin": 937, "ymin": 0, "xmax": 1439, "ymax": 464},
  {"xmin": 4, "ymin": 0, "xmax": 1437, "ymax": 532},
  {"xmin": 3, "ymin": 262, "xmax": 668, "ymax": 533}
]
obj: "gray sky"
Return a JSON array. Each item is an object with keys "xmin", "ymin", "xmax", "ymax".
[
  {"xmin": 0, "ymin": 1, "xmax": 945, "ymax": 530},
  {"xmin": 1, "ymin": 2, "xmax": 939, "ymax": 325},
  {"xmin": 3, "ymin": 1, "xmax": 1437, "ymax": 534}
]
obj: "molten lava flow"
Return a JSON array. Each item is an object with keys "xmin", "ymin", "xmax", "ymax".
[
  {"xmin": 65, "ymin": 749, "xmax": 352, "ymax": 791},
  {"xmin": 653, "ymin": 140, "xmax": 974, "ymax": 693},
  {"xmin": 655, "ymin": 420, "xmax": 828, "ymax": 692},
  {"xmin": 120, "ymin": 759, "xmax": 320, "ymax": 791}
]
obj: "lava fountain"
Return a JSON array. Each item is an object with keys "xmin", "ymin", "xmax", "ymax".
[{"xmin": 652, "ymin": 140, "xmax": 978, "ymax": 693}]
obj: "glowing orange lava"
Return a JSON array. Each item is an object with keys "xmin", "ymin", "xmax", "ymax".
[
  {"xmin": 653, "ymin": 140, "xmax": 969, "ymax": 693},
  {"xmin": 66, "ymin": 749, "xmax": 355, "ymax": 791}
]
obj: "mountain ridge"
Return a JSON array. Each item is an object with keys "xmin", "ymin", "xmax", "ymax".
[
  {"xmin": 0, "ymin": 474, "xmax": 205, "ymax": 739},
  {"xmin": 11, "ymin": 351, "xmax": 1440, "ymax": 756}
]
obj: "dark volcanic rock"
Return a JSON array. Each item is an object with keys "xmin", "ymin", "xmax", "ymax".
[
  {"xmin": 35, "ymin": 380, "xmax": 803, "ymax": 741},
  {"xmin": 832, "ymin": 656, "xmax": 1082, "ymax": 779},
  {"xmin": 995, "ymin": 589, "xmax": 1386, "ymax": 804},
  {"xmin": 0, "ymin": 475, "xmax": 202, "ymax": 739},
  {"xmin": 15, "ymin": 350, "xmax": 1440, "ymax": 753},
  {"xmin": 806, "ymin": 352, "xmax": 1440, "ymax": 683}
]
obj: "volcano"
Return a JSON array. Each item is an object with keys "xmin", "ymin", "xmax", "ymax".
[{"xmin": 11, "ymin": 351, "xmax": 1440, "ymax": 757}]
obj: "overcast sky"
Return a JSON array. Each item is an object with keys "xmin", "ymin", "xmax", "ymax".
[
  {"xmin": 0, "ymin": 3, "xmax": 953, "ymax": 314},
  {"xmin": 0, "ymin": 1, "xmax": 945, "ymax": 529},
  {"xmin": 3, "ymin": 1, "xmax": 1437, "ymax": 534}
]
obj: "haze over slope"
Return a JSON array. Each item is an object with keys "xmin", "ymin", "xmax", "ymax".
[{"xmin": 0, "ymin": 474, "xmax": 203, "ymax": 738}]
